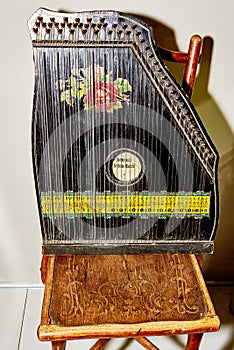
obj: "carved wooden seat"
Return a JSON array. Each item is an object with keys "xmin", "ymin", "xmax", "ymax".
[
  {"xmin": 28, "ymin": 8, "xmax": 220, "ymax": 350},
  {"xmin": 39, "ymin": 254, "xmax": 219, "ymax": 349}
]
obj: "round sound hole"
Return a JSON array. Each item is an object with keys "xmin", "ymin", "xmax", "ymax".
[{"xmin": 106, "ymin": 149, "xmax": 144, "ymax": 185}]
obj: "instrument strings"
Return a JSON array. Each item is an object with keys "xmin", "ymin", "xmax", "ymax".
[{"xmin": 34, "ymin": 18, "xmax": 208, "ymax": 245}]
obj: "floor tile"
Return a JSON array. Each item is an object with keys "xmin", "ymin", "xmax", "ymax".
[
  {"xmin": 206, "ymin": 286, "xmax": 234, "ymax": 350},
  {"xmin": 19, "ymin": 288, "xmax": 50, "ymax": 350},
  {"xmin": 0, "ymin": 288, "xmax": 27, "ymax": 350}
]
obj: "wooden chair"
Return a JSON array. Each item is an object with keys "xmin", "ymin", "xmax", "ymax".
[{"xmin": 28, "ymin": 9, "xmax": 220, "ymax": 350}]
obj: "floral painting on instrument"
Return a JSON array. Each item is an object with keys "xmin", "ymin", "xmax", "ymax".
[{"xmin": 56, "ymin": 64, "xmax": 132, "ymax": 112}]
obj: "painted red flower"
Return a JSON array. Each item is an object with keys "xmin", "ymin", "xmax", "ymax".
[
  {"xmin": 57, "ymin": 65, "xmax": 131, "ymax": 111},
  {"xmin": 83, "ymin": 81, "xmax": 119, "ymax": 112}
]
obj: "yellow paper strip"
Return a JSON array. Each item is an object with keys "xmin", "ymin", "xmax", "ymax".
[{"xmin": 40, "ymin": 192, "xmax": 210, "ymax": 217}]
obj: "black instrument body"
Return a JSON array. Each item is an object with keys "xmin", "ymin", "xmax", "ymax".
[{"xmin": 29, "ymin": 9, "xmax": 219, "ymax": 254}]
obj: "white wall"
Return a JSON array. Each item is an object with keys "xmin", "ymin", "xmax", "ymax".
[{"xmin": 0, "ymin": 0, "xmax": 233, "ymax": 283}]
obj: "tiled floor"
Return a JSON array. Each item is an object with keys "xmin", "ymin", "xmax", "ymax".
[{"xmin": 1, "ymin": 285, "xmax": 234, "ymax": 350}]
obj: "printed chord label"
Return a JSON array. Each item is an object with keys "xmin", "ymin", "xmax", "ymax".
[{"xmin": 40, "ymin": 191, "xmax": 211, "ymax": 218}]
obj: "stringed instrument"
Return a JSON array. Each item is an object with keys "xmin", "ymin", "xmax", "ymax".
[{"xmin": 28, "ymin": 8, "xmax": 219, "ymax": 254}]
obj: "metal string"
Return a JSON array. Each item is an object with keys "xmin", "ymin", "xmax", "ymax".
[
  {"xmin": 48, "ymin": 46, "xmax": 58, "ymax": 242},
  {"xmin": 42, "ymin": 48, "xmax": 55, "ymax": 241},
  {"xmin": 34, "ymin": 48, "xmax": 49, "ymax": 242}
]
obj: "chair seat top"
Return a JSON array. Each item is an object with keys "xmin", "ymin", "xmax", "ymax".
[{"xmin": 49, "ymin": 254, "xmax": 207, "ymax": 327}]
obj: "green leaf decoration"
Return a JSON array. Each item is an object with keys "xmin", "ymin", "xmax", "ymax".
[
  {"xmin": 105, "ymin": 72, "xmax": 113, "ymax": 82},
  {"xmin": 69, "ymin": 81, "xmax": 87, "ymax": 100},
  {"xmin": 71, "ymin": 88, "xmax": 77, "ymax": 98},
  {"xmin": 60, "ymin": 90, "xmax": 74, "ymax": 105},
  {"xmin": 69, "ymin": 76, "xmax": 77, "ymax": 89},
  {"xmin": 114, "ymin": 78, "xmax": 132, "ymax": 93},
  {"xmin": 84, "ymin": 103, "xmax": 91, "ymax": 110},
  {"xmin": 113, "ymin": 100, "xmax": 123, "ymax": 110},
  {"xmin": 60, "ymin": 90, "xmax": 69, "ymax": 102},
  {"xmin": 106, "ymin": 101, "xmax": 122, "ymax": 113},
  {"xmin": 77, "ymin": 83, "xmax": 86, "ymax": 99}
]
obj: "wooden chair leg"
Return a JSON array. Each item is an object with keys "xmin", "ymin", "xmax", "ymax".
[
  {"xmin": 89, "ymin": 339, "xmax": 111, "ymax": 350},
  {"xmin": 185, "ymin": 334, "xmax": 203, "ymax": 350},
  {"xmin": 135, "ymin": 337, "xmax": 160, "ymax": 350},
  {"xmin": 52, "ymin": 341, "xmax": 66, "ymax": 350}
]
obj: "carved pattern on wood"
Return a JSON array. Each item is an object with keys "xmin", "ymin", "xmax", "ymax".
[
  {"xmin": 49, "ymin": 255, "xmax": 206, "ymax": 326},
  {"xmin": 169, "ymin": 255, "xmax": 200, "ymax": 314}
]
